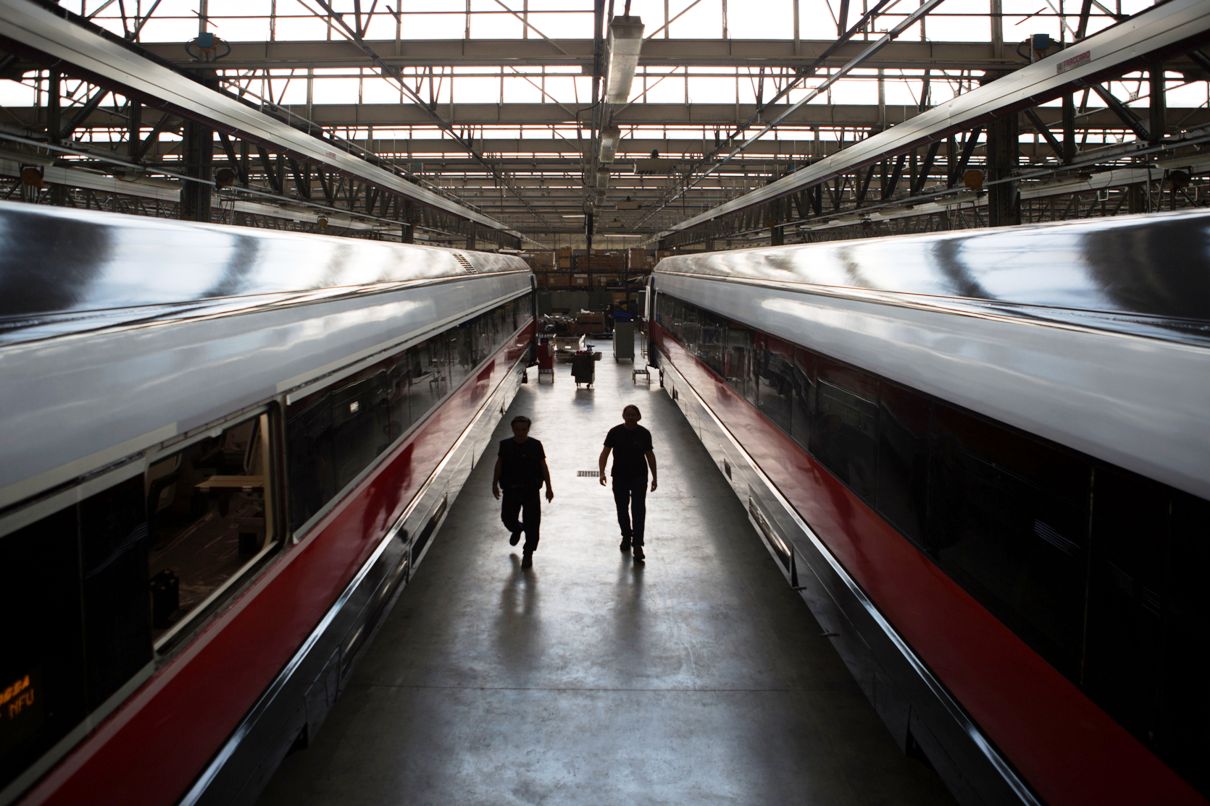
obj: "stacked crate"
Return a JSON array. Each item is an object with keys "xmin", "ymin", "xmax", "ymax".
[{"xmin": 523, "ymin": 251, "xmax": 558, "ymax": 287}]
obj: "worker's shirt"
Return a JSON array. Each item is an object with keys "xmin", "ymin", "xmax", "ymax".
[
  {"xmin": 498, "ymin": 437, "xmax": 546, "ymax": 491},
  {"xmin": 604, "ymin": 424, "xmax": 653, "ymax": 479}
]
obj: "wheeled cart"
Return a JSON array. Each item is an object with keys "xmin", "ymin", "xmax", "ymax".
[{"xmin": 571, "ymin": 350, "xmax": 595, "ymax": 388}]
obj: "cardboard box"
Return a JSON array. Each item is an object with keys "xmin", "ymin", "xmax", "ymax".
[{"xmin": 524, "ymin": 252, "xmax": 555, "ymax": 272}]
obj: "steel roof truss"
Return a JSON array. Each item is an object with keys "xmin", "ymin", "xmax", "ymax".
[
  {"xmin": 882, "ymin": 154, "xmax": 907, "ymax": 202},
  {"xmin": 1023, "ymin": 108, "xmax": 1066, "ymax": 161},
  {"xmin": 911, "ymin": 140, "xmax": 943, "ymax": 196},
  {"xmin": 1088, "ymin": 82, "xmax": 1150, "ymax": 141},
  {"xmin": 289, "ymin": 158, "xmax": 311, "ymax": 201}
]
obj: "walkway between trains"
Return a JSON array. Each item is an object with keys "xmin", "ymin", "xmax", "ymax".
[{"xmin": 258, "ymin": 345, "xmax": 950, "ymax": 804}]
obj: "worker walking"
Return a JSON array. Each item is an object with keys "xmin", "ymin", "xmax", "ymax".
[
  {"xmin": 598, "ymin": 405, "xmax": 657, "ymax": 562},
  {"xmin": 492, "ymin": 415, "xmax": 554, "ymax": 569}
]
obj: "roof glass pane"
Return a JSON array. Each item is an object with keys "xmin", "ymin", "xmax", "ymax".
[
  {"xmin": 400, "ymin": 12, "xmax": 465, "ymax": 38},
  {"xmin": 525, "ymin": 11, "xmax": 593, "ymax": 37},
  {"xmin": 728, "ymin": 0, "xmax": 793, "ymax": 38}
]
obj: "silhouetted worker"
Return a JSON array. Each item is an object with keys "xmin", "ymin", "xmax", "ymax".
[
  {"xmin": 598, "ymin": 404, "xmax": 657, "ymax": 562},
  {"xmin": 492, "ymin": 415, "xmax": 554, "ymax": 569}
]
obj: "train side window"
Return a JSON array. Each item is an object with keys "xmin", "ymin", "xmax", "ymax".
[
  {"xmin": 790, "ymin": 348, "xmax": 815, "ymax": 450},
  {"xmin": 810, "ymin": 356, "xmax": 879, "ymax": 503},
  {"xmin": 723, "ymin": 322, "xmax": 753, "ymax": 402},
  {"xmin": 699, "ymin": 314, "xmax": 724, "ymax": 376},
  {"xmin": 329, "ymin": 367, "xmax": 391, "ymax": 493},
  {"xmin": 929, "ymin": 404, "xmax": 1090, "ymax": 675},
  {"xmin": 754, "ymin": 333, "xmax": 794, "ymax": 434},
  {"xmin": 875, "ymin": 380, "xmax": 930, "ymax": 547},
  {"xmin": 406, "ymin": 336, "xmax": 448, "ymax": 422},
  {"xmin": 287, "ymin": 391, "xmax": 337, "ymax": 529},
  {"xmin": 0, "ymin": 507, "xmax": 86, "ymax": 794},
  {"xmin": 449, "ymin": 323, "xmax": 473, "ymax": 388},
  {"xmin": 1158, "ymin": 491, "xmax": 1210, "ymax": 794},
  {"xmin": 661, "ymin": 295, "xmax": 683, "ymax": 341},
  {"xmin": 147, "ymin": 412, "xmax": 276, "ymax": 647},
  {"xmin": 1085, "ymin": 467, "xmax": 1167, "ymax": 736},
  {"xmin": 79, "ymin": 476, "xmax": 152, "ymax": 707},
  {"xmin": 680, "ymin": 300, "xmax": 702, "ymax": 356},
  {"xmin": 385, "ymin": 358, "xmax": 413, "ymax": 441}
]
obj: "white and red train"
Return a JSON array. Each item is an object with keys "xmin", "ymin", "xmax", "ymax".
[
  {"xmin": 648, "ymin": 211, "xmax": 1210, "ymax": 805},
  {"xmin": 0, "ymin": 202, "xmax": 534, "ymax": 804}
]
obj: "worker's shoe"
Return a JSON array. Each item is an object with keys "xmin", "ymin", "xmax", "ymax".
[
  {"xmin": 632, "ymin": 546, "xmax": 645, "ymax": 562},
  {"xmin": 619, "ymin": 536, "xmax": 631, "ymax": 552},
  {"xmin": 521, "ymin": 550, "xmax": 533, "ymax": 569},
  {"xmin": 509, "ymin": 529, "xmax": 522, "ymax": 546}
]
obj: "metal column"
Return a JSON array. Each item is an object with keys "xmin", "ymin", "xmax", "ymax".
[{"xmin": 987, "ymin": 112, "xmax": 1020, "ymax": 227}]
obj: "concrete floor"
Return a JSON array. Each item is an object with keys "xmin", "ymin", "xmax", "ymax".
[{"xmin": 258, "ymin": 346, "xmax": 952, "ymax": 805}]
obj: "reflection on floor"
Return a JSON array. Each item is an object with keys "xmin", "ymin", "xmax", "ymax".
[{"xmin": 258, "ymin": 341, "xmax": 953, "ymax": 805}]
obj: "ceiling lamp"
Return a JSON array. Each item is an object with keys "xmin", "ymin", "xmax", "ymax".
[
  {"xmin": 599, "ymin": 126, "xmax": 620, "ymax": 163},
  {"xmin": 604, "ymin": 16, "xmax": 644, "ymax": 105}
]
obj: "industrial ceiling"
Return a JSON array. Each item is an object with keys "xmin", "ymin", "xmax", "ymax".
[{"xmin": 0, "ymin": 0, "xmax": 1208, "ymax": 250}]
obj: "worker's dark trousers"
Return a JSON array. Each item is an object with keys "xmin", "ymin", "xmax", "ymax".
[
  {"xmin": 500, "ymin": 486, "xmax": 541, "ymax": 552},
  {"xmin": 612, "ymin": 475, "xmax": 647, "ymax": 547}
]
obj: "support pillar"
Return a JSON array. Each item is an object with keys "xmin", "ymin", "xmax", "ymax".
[
  {"xmin": 47, "ymin": 71, "xmax": 67, "ymax": 205},
  {"xmin": 401, "ymin": 200, "xmax": 415, "ymax": 243},
  {"xmin": 987, "ymin": 112, "xmax": 1020, "ymax": 227},
  {"xmin": 1149, "ymin": 63, "xmax": 1166, "ymax": 145},
  {"xmin": 1062, "ymin": 93, "xmax": 1076, "ymax": 163},
  {"xmin": 180, "ymin": 118, "xmax": 214, "ymax": 221},
  {"xmin": 128, "ymin": 101, "xmax": 143, "ymax": 163},
  {"xmin": 1127, "ymin": 183, "xmax": 1148, "ymax": 214},
  {"xmin": 180, "ymin": 73, "xmax": 217, "ymax": 222},
  {"xmin": 770, "ymin": 196, "xmax": 785, "ymax": 245}
]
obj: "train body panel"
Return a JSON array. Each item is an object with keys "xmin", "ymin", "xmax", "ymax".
[
  {"xmin": 0, "ymin": 270, "xmax": 528, "ymax": 512},
  {"xmin": 656, "ymin": 265, "xmax": 1210, "ymax": 505},
  {"xmin": 0, "ymin": 202, "xmax": 536, "ymax": 805},
  {"xmin": 654, "ymin": 326, "xmax": 1200, "ymax": 805},
  {"xmin": 650, "ymin": 212, "xmax": 1210, "ymax": 804},
  {"xmin": 21, "ymin": 325, "xmax": 532, "ymax": 805}
]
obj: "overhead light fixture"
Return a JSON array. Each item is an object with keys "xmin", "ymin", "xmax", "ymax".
[
  {"xmin": 599, "ymin": 125, "xmax": 620, "ymax": 163},
  {"xmin": 595, "ymin": 168, "xmax": 611, "ymax": 192},
  {"xmin": 604, "ymin": 16, "xmax": 644, "ymax": 105}
]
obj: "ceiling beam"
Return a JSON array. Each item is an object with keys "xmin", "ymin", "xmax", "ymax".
[
  {"xmin": 133, "ymin": 38, "xmax": 1029, "ymax": 71},
  {"xmin": 19, "ymin": 102, "xmax": 1205, "ymax": 131}
]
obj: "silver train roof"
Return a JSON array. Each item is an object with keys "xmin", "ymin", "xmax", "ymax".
[
  {"xmin": 0, "ymin": 201, "xmax": 528, "ymax": 345},
  {"xmin": 654, "ymin": 210, "xmax": 1210, "ymax": 343}
]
